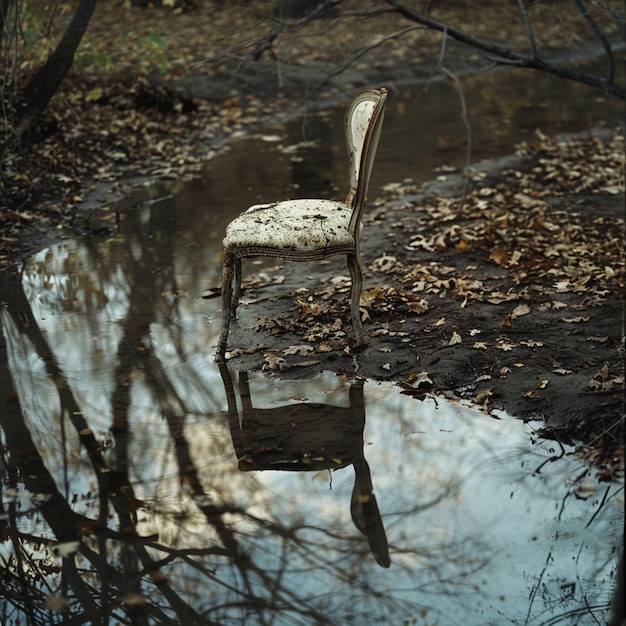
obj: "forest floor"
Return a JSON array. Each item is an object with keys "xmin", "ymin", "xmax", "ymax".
[{"xmin": 0, "ymin": 0, "xmax": 624, "ymax": 473}]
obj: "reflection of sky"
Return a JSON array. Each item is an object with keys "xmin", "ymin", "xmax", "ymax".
[{"xmin": 1, "ymin": 236, "xmax": 622, "ymax": 625}]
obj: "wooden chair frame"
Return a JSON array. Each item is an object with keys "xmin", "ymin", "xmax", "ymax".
[{"xmin": 216, "ymin": 88, "xmax": 387, "ymax": 358}]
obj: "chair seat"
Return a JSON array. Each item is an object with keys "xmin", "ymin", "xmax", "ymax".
[{"xmin": 223, "ymin": 199, "xmax": 355, "ymax": 252}]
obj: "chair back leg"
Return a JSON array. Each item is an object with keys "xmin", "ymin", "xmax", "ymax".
[
  {"xmin": 347, "ymin": 253, "xmax": 365, "ymax": 347},
  {"xmin": 232, "ymin": 258, "xmax": 242, "ymax": 314},
  {"xmin": 217, "ymin": 260, "xmax": 235, "ymax": 358}
]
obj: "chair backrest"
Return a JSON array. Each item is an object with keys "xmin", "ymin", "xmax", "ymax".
[{"xmin": 344, "ymin": 88, "xmax": 387, "ymax": 235}]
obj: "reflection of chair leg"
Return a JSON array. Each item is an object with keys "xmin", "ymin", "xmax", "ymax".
[
  {"xmin": 347, "ymin": 253, "xmax": 365, "ymax": 347},
  {"xmin": 238, "ymin": 370, "xmax": 252, "ymax": 412},
  {"xmin": 217, "ymin": 259, "xmax": 234, "ymax": 358},
  {"xmin": 351, "ymin": 457, "xmax": 390, "ymax": 568},
  {"xmin": 217, "ymin": 362, "xmax": 245, "ymax": 460}
]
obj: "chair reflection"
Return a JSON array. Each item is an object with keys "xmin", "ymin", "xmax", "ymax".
[{"xmin": 218, "ymin": 363, "xmax": 390, "ymax": 568}]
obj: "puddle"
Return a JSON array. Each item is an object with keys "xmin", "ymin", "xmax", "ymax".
[
  {"xmin": 0, "ymin": 58, "xmax": 624, "ymax": 624},
  {"xmin": 0, "ymin": 236, "xmax": 623, "ymax": 625}
]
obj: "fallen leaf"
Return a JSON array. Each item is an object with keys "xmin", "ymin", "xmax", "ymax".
[
  {"xmin": 522, "ymin": 390, "xmax": 541, "ymax": 399},
  {"xmin": 45, "ymin": 596, "xmax": 70, "ymax": 612},
  {"xmin": 53, "ymin": 541, "xmax": 81, "ymax": 557},
  {"xmin": 119, "ymin": 593, "xmax": 150, "ymax": 607},
  {"xmin": 511, "ymin": 303, "xmax": 531, "ymax": 318},
  {"xmin": 283, "ymin": 345, "xmax": 314, "ymax": 356},
  {"xmin": 263, "ymin": 354, "xmax": 286, "ymax": 370},
  {"xmin": 294, "ymin": 360, "xmax": 321, "ymax": 367},
  {"xmin": 574, "ymin": 482, "xmax": 598, "ymax": 500},
  {"xmin": 407, "ymin": 299, "xmax": 429, "ymax": 314},
  {"xmin": 448, "ymin": 331, "xmax": 462, "ymax": 345},
  {"xmin": 474, "ymin": 389, "xmax": 493, "ymax": 405},
  {"xmin": 407, "ymin": 371, "xmax": 433, "ymax": 388},
  {"xmin": 489, "ymin": 248, "xmax": 508, "ymax": 266}
]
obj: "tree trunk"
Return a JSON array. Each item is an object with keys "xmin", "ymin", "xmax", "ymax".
[
  {"xmin": 16, "ymin": 0, "xmax": 97, "ymax": 139},
  {"xmin": 0, "ymin": 0, "xmax": 12, "ymax": 42}
]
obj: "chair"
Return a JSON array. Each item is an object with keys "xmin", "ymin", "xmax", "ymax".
[
  {"xmin": 218, "ymin": 363, "xmax": 390, "ymax": 567},
  {"xmin": 216, "ymin": 88, "xmax": 388, "ymax": 359}
]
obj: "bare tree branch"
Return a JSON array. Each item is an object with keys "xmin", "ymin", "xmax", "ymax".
[
  {"xmin": 385, "ymin": 0, "xmax": 624, "ymax": 99},
  {"xmin": 592, "ymin": 0, "xmax": 626, "ymax": 24}
]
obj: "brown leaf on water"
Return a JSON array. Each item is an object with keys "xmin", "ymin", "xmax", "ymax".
[
  {"xmin": 118, "ymin": 593, "xmax": 150, "ymax": 607},
  {"xmin": 45, "ymin": 596, "xmax": 70, "ymax": 612}
]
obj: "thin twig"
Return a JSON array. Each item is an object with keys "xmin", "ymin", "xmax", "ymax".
[
  {"xmin": 517, "ymin": 0, "xmax": 537, "ymax": 59},
  {"xmin": 437, "ymin": 28, "xmax": 472, "ymax": 202},
  {"xmin": 575, "ymin": 0, "xmax": 615, "ymax": 82},
  {"xmin": 302, "ymin": 25, "xmax": 426, "ymax": 101}
]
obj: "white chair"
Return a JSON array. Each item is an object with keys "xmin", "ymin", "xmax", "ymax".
[{"xmin": 216, "ymin": 88, "xmax": 387, "ymax": 359}]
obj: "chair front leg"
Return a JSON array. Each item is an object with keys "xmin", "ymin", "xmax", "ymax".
[
  {"xmin": 347, "ymin": 253, "xmax": 365, "ymax": 347},
  {"xmin": 216, "ymin": 259, "xmax": 235, "ymax": 359}
]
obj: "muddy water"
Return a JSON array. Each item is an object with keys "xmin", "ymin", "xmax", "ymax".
[{"xmin": 0, "ymin": 61, "xmax": 624, "ymax": 624}]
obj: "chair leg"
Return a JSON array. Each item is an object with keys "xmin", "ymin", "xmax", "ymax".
[
  {"xmin": 347, "ymin": 253, "xmax": 365, "ymax": 347},
  {"xmin": 231, "ymin": 258, "xmax": 242, "ymax": 315},
  {"xmin": 216, "ymin": 260, "xmax": 235, "ymax": 359}
]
